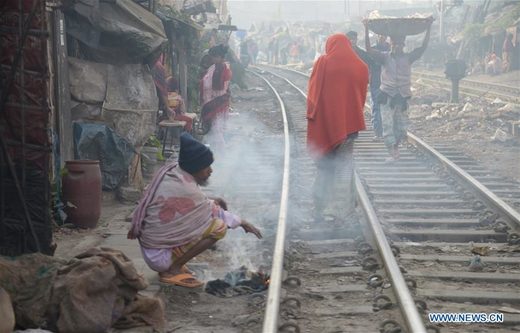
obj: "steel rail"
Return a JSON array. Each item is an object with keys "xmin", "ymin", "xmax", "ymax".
[
  {"xmin": 268, "ymin": 65, "xmax": 520, "ymax": 100},
  {"xmin": 355, "ymin": 173, "xmax": 427, "ymax": 333},
  {"xmin": 414, "ymin": 70, "xmax": 520, "ymax": 95},
  {"xmin": 258, "ymin": 65, "xmax": 428, "ymax": 332},
  {"xmin": 274, "ymin": 65, "xmax": 520, "ymax": 104},
  {"xmin": 407, "ymin": 132, "xmax": 520, "ymax": 226},
  {"xmin": 248, "ymin": 70, "xmax": 291, "ymax": 333},
  {"xmin": 412, "ymin": 71, "xmax": 520, "ymax": 103},
  {"xmin": 258, "ymin": 68, "xmax": 308, "ymax": 97},
  {"xmin": 414, "ymin": 77, "xmax": 519, "ymax": 103},
  {"xmin": 262, "ymin": 65, "xmax": 314, "ymax": 82},
  {"xmin": 276, "ymin": 65, "xmax": 520, "ymax": 222}
]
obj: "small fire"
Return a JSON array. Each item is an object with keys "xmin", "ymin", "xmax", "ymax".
[
  {"xmin": 225, "ymin": 267, "xmax": 270, "ymax": 290},
  {"xmin": 251, "ymin": 270, "xmax": 270, "ymax": 289},
  {"xmin": 205, "ymin": 267, "xmax": 270, "ymax": 296},
  {"xmin": 258, "ymin": 272, "xmax": 270, "ymax": 287}
]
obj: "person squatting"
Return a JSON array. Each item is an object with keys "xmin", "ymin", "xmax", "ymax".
[{"xmin": 128, "ymin": 133, "xmax": 262, "ymax": 288}]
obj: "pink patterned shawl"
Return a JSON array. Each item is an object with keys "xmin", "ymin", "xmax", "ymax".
[
  {"xmin": 200, "ymin": 63, "xmax": 231, "ymax": 105},
  {"xmin": 128, "ymin": 163, "xmax": 213, "ymax": 249}
]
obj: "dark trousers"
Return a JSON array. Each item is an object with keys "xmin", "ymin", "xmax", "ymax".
[
  {"xmin": 313, "ymin": 137, "xmax": 356, "ymax": 218},
  {"xmin": 370, "ymin": 85, "xmax": 383, "ymax": 137}
]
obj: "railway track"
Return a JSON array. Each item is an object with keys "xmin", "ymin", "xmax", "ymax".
[
  {"xmin": 248, "ymin": 69, "xmax": 422, "ymax": 333},
  {"xmin": 250, "ymin": 66, "xmax": 520, "ymax": 333},
  {"xmin": 413, "ymin": 70, "xmax": 520, "ymax": 104}
]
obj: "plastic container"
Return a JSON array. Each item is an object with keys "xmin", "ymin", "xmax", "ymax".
[{"xmin": 62, "ymin": 160, "xmax": 102, "ymax": 228}]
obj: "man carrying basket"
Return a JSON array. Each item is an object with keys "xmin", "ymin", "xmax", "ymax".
[{"xmin": 363, "ymin": 17, "xmax": 433, "ymax": 162}]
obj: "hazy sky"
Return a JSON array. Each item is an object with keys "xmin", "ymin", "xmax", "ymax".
[{"xmin": 227, "ymin": 0, "xmax": 435, "ymax": 29}]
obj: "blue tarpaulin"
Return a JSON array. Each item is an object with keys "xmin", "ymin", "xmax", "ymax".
[{"xmin": 73, "ymin": 122, "xmax": 135, "ymax": 190}]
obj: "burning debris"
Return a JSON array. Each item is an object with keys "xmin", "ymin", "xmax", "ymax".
[{"xmin": 205, "ymin": 266, "xmax": 270, "ymax": 297}]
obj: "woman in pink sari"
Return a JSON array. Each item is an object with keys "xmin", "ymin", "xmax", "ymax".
[{"xmin": 200, "ymin": 45, "xmax": 232, "ymax": 150}]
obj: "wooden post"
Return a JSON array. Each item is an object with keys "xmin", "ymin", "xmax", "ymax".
[
  {"xmin": 52, "ymin": 9, "xmax": 73, "ymax": 165},
  {"xmin": 178, "ymin": 35, "xmax": 189, "ymax": 111},
  {"xmin": 439, "ymin": 0, "xmax": 445, "ymax": 44}
]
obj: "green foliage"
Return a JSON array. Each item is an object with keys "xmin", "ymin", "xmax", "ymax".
[
  {"xmin": 160, "ymin": 5, "xmax": 190, "ymax": 23},
  {"xmin": 489, "ymin": 4, "xmax": 520, "ymax": 30},
  {"xmin": 146, "ymin": 135, "xmax": 161, "ymax": 148},
  {"xmin": 187, "ymin": 62, "xmax": 202, "ymax": 112},
  {"xmin": 60, "ymin": 167, "xmax": 68, "ymax": 178},
  {"xmin": 144, "ymin": 135, "xmax": 165, "ymax": 161},
  {"xmin": 159, "ymin": 5, "xmax": 201, "ymax": 41},
  {"xmin": 464, "ymin": 3, "xmax": 520, "ymax": 41},
  {"xmin": 463, "ymin": 24, "xmax": 484, "ymax": 40},
  {"xmin": 156, "ymin": 150, "xmax": 165, "ymax": 162}
]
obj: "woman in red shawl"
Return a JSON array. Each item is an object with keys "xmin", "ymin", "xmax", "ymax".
[
  {"xmin": 200, "ymin": 45, "xmax": 232, "ymax": 150},
  {"xmin": 307, "ymin": 33, "xmax": 368, "ymax": 221}
]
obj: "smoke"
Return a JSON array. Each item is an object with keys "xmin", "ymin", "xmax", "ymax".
[
  {"xmin": 196, "ymin": 74, "xmax": 360, "ymax": 281},
  {"xmin": 200, "ymin": 109, "xmax": 283, "ymax": 277}
]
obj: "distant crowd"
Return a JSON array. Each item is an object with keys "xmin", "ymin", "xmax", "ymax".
[{"xmin": 469, "ymin": 33, "xmax": 518, "ymax": 76}]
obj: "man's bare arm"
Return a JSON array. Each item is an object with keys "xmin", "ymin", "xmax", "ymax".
[
  {"xmin": 409, "ymin": 18, "xmax": 434, "ymax": 63},
  {"xmin": 363, "ymin": 19, "xmax": 385, "ymax": 63}
]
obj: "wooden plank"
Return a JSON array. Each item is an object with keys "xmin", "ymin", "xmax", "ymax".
[
  {"xmin": 295, "ymin": 239, "xmax": 355, "ymax": 246},
  {"xmin": 308, "ymin": 285, "xmax": 367, "ymax": 293},
  {"xmin": 418, "ymin": 289, "xmax": 520, "ymax": 303},
  {"xmin": 375, "ymin": 199, "xmax": 466, "ymax": 205},
  {"xmin": 400, "ymin": 254, "xmax": 520, "ymax": 265},
  {"xmin": 408, "ymin": 270, "xmax": 520, "ymax": 282},
  {"xmin": 312, "ymin": 251, "xmax": 358, "ymax": 259},
  {"xmin": 380, "ymin": 208, "xmax": 477, "ymax": 216},
  {"xmin": 384, "ymin": 218, "xmax": 478, "ymax": 227},
  {"xmin": 319, "ymin": 267, "xmax": 364, "ymax": 275},
  {"xmin": 395, "ymin": 241, "xmax": 507, "ymax": 247},
  {"xmin": 390, "ymin": 229, "xmax": 500, "ymax": 237},
  {"xmin": 314, "ymin": 306, "xmax": 374, "ymax": 315}
]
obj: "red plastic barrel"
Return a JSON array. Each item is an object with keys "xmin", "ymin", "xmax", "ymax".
[{"xmin": 62, "ymin": 160, "xmax": 102, "ymax": 228}]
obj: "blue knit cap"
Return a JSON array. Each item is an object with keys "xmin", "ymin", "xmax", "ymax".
[{"xmin": 178, "ymin": 133, "xmax": 214, "ymax": 174}]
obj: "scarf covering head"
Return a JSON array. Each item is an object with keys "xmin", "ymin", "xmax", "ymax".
[
  {"xmin": 306, "ymin": 33, "xmax": 368, "ymax": 157},
  {"xmin": 128, "ymin": 163, "xmax": 213, "ymax": 249}
]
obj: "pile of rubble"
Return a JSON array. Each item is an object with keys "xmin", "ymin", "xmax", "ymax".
[
  {"xmin": 410, "ymin": 93, "xmax": 520, "ymax": 144},
  {"xmin": 408, "ymin": 80, "xmax": 520, "ymax": 183}
]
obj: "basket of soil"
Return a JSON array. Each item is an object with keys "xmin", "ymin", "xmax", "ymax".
[{"xmin": 367, "ymin": 17, "xmax": 433, "ymax": 37}]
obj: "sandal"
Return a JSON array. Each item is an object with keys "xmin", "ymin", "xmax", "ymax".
[
  {"xmin": 159, "ymin": 273, "xmax": 203, "ymax": 288},
  {"xmin": 181, "ymin": 265, "xmax": 195, "ymax": 275}
]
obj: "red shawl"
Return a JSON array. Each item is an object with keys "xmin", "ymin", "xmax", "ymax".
[{"xmin": 307, "ymin": 34, "xmax": 368, "ymax": 157}]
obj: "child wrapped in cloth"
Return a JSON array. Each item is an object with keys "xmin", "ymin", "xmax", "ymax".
[{"xmin": 128, "ymin": 133, "xmax": 262, "ymax": 287}]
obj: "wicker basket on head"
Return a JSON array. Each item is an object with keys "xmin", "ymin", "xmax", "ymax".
[{"xmin": 367, "ymin": 17, "xmax": 433, "ymax": 38}]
